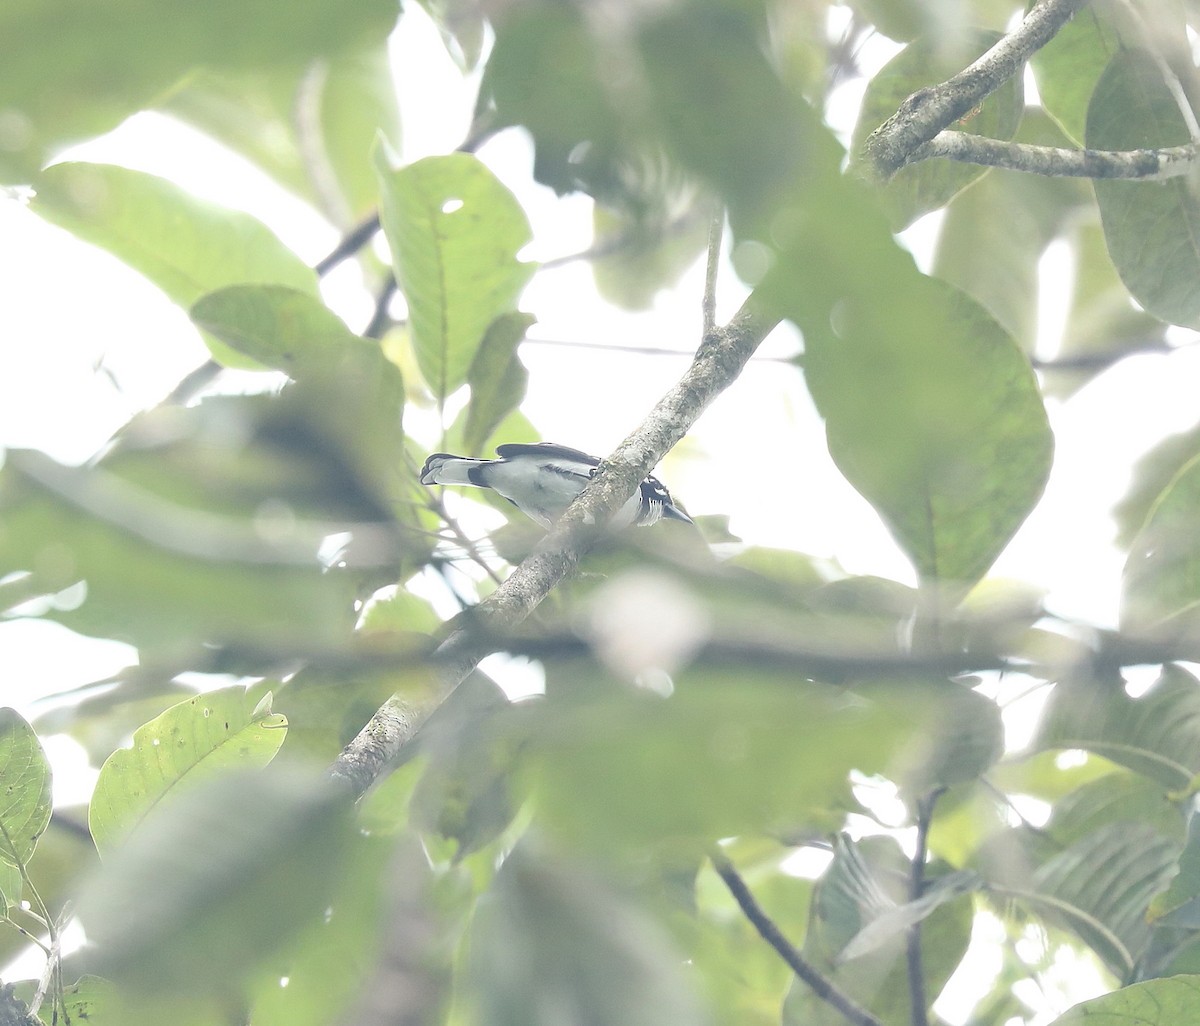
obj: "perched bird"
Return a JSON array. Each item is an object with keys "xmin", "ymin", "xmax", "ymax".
[{"xmin": 420, "ymin": 442, "xmax": 692, "ymax": 529}]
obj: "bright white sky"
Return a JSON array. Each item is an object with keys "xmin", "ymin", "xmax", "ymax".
[{"xmin": 3, "ymin": 5, "xmax": 1187, "ymax": 1014}]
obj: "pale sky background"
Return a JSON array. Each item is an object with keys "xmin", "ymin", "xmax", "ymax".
[{"xmin": 0, "ymin": 6, "xmax": 1194, "ymax": 1018}]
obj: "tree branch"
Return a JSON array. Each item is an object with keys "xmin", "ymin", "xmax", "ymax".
[
  {"xmin": 905, "ymin": 789, "xmax": 944, "ymax": 1026},
  {"xmin": 329, "ymin": 292, "xmax": 781, "ymax": 797},
  {"xmin": 913, "ymin": 131, "xmax": 1200, "ymax": 180},
  {"xmin": 710, "ymin": 850, "xmax": 884, "ymax": 1026},
  {"xmin": 860, "ymin": 0, "xmax": 1091, "ymax": 180}
]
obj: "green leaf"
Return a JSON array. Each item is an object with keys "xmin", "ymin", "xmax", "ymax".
[
  {"xmin": 30, "ymin": 163, "xmax": 318, "ymax": 367},
  {"xmin": 375, "ymin": 151, "xmax": 535, "ymax": 400},
  {"xmin": 800, "ymin": 274, "xmax": 1052, "ymax": 590},
  {"xmin": 1020, "ymin": 822, "xmax": 1179, "ymax": 976},
  {"xmin": 463, "ymin": 312, "xmax": 535, "ymax": 455},
  {"xmin": 1048, "ymin": 975, "xmax": 1200, "ymax": 1026},
  {"xmin": 523, "ymin": 674, "xmax": 939, "ymax": 851},
  {"xmin": 1047, "ymin": 772, "xmax": 1184, "ymax": 846},
  {"xmin": 250, "ymin": 835, "xmax": 395, "ymax": 1026},
  {"xmin": 932, "ymin": 110, "xmax": 1088, "ymax": 351},
  {"xmin": 1123, "ymin": 455, "xmax": 1200, "ymax": 633},
  {"xmin": 1035, "ymin": 666, "xmax": 1200, "ymax": 789},
  {"xmin": 0, "ymin": 445, "xmax": 361, "ymax": 656},
  {"xmin": 0, "ymin": 709, "xmax": 51, "ymax": 869},
  {"xmin": 163, "ymin": 42, "xmax": 401, "ymax": 223},
  {"xmin": 1088, "ymin": 49, "xmax": 1200, "ymax": 328},
  {"xmin": 78, "ymin": 766, "xmax": 353, "ymax": 998},
  {"xmin": 1149, "ymin": 812, "xmax": 1200, "ymax": 927},
  {"xmin": 465, "ymin": 844, "xmax": 707, "ymax": 1026},
  {"xmin": 89, "ymin": 686, "xmax": 288, "ymax": 858},
  {"xmin": 1115, "ymin": 420, "xmax": 1200, "ymax": 549},
  {"xmin": 851, "ymin": 31, "xmax": 1024, "ymax": 230},
  {"xmin": 0, "ymin": 0, "xmax": 399, "ymax": 183},
  {"xmin": 1030, "ymin": 3, "xmax": 1121, "ymax": 145}
]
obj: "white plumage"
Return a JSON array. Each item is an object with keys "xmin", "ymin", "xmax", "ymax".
[{"xmin": 420, "ymin": 442, "xmax": 692, "ymax": 529}]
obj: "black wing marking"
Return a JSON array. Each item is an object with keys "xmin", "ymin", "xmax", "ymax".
[{"xmin": 494, "ymin": 442, "xmax": 600, "ymax": 466}]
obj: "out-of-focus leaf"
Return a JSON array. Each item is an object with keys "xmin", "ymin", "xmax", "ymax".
[
  {"xmin": 1043, "ymin": 219, "xmax": 1169, "ymax": 399},
  {"xmin": 375, "ymin": 151, "xmax": 535, "ymax": 400},
  {"xmin": 463, "ymin": 312, "xmax": 535, "ymax": 455},
  {"xmin": 851, "ymin": 31, "xmax": 1023, "ymax": 230},
  {"xmin": 465, "ymin": 844, "xmax": 708, "ymax": 1026},
  {"xmin": 1035, "ymin": 666, "xmax": 1200, "ymax": 789},
  {"xmin": 1123, "ymin": 456, "xmax": 1200, "ymax": 633},
  {"xmin": 785, "ymin": 835, "xmax": 972, "ymax": 1026},
  {"xmin": 799, "ymin": 274, "xmax": 1052, "ymax": 590},
  {"xmin": 78, "ymin": 766, "xmax": 353, "ymax": 998},
  {"xmin": 1150, "ymin": 813, "xmax": 1200, "ymax": 927},
  {"xmin": 89, "ymin": 687, "xmax": 287, "ymax": 857},
  {"xmin": 522, "ymin": 673, "xmax": 938, "ymax": 851},
  {"xmin": 250, "ymin": 834, "xmax": 393, "ymax": 1026},
  {"xmin": 60, "ymin": 974, "xmax": 226, "ymax": 1026},
  {"xmin": 0, "ymin": 447, "xmax": 361, "ymax": 656},
  {"xmin": 190, "ymin": 284, "xmax": 415, "ymax": 525},
  {"xmin": 933, "ymin": 110, "xmax": 1087, "ymax": 350},
  {"xmin": 0, "ymin": 709, "xmax": 51, "ymax": 869},
  {"xmin": 1116, "ymin": 421, "xmax": 1200, "ymax": 549},
  {"xmin": 1048, "ymin": 975, "xmax": 1200, "ymax": 1026},
  {"xmin": 163, "ymin": 43, "xmax": 400, "ymax": 225},
  {"xmin": 1047, "ymin": 772, "xmax": 1183, "ymax": 846},
  {"xmin": 639, "ymin": 7, "xmax": 817, "ymax": 232},
  {"xmin": 416, "ymin": 0, "xmax": 487, "ymax": 70},
  {"xmin": 0, "ymin": 0, "xmax": 400, "ymax": 183},
  {"xmin": 1088, "ymin": 49, "xmax": 1200, "ymax": 328},
  {"xmin": 484, "ymin": 3, "xmax": 626, "ymax": 197},
  {"xmin": 30, "ymin": 164, "xmax": 318, "ymax": 367}
]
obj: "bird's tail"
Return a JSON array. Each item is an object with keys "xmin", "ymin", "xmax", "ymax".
[{"xmin": 420, "ymin": 453, "xmax": 486, "ymax": 487}]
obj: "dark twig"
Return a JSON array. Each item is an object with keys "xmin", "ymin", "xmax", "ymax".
[
  {"xmin": 906, "ymin": 789, "xmax": 945, "ymax": 1026},
  {"xmin": 363, "ymin": 278, "xmax": 399, "ymax": 340},
  {"xmin": 710, "ymin": 850, "xmax": 884, "ymax": 1026}
]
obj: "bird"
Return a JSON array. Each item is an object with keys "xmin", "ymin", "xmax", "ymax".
[{"xmin": 419, "ymin": 442, "xmax": 692, "ymax": 529}]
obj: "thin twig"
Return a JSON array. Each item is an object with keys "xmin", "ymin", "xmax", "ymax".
[
  {"xmin": 905, "ymin": 789, "xmax": 944, "ymax": 1026},
  {"xmin": 710, "ymin": 850, "xmax": 884, "ymax": 1026},
  {"xmin": 702, "ymin": 212, "xmax": 723, "ymax": 335},
  {"xmin": 861, "ymin": 0, "xmax": 1092, "ymax": 179},
  {"xmin": 363, "ymin": 278, "xmax": 399, "ymax": 340},
  {"xmin": 913, "ymin": 132, "xmax": 1200, "ymax": 180}
]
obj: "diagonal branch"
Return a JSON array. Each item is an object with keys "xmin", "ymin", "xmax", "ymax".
[
  {"xmin": 860, "ymin": 0, "xmax": 1091, "ymax": 180},
  {"xmin": 329, "ymin": 292, "xmax": 780, "ymax": 797}
]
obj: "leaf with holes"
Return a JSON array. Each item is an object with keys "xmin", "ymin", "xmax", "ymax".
[
  {"xmin": 0, "ymin": 709, "xmax": 51, "ymax": 870},
  {"xmin": 375, "ymin": 151, "xmax": 535, "ymax": 400},
  {"xmin": 89, "ymin": 687, "xmax": 287, "ymax": 857}
]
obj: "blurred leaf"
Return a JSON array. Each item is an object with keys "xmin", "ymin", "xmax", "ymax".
[
  {"xmin": 522, "ymin": 673, "xmax": 939, "ymax": 852},
  {"xmin": 1088, "ymin": 49, "xmax": 1200, "ymax": 329},
  {"xmin": 1021, "ymin": 822, "xmax": 1179, "ymax": 977},
  {"xmin": 786, "ymin": 835, "xmax": 972, "ymax": 1026},
  {"xmin": 933, "ymin": 110, "xmax": 1087, "ymax": 351},
  {"xmin": 463, "ymin": 312, "xmax": 535, "ymax": 455},
  {"xmin": 60, "ymin": 974, "xmax": 227, "ymax": 1026},
  {"xmin": 1048, "ymin": 975, "xmax": 1200, "ymax": 1026},
  {"xmin": 89, "ymin": 686, "xmax": 287, "ymax": 857},
  {"xmin": 0, "ymin": 0, "xmax": 400, "ymax": 182},
  {"xmin": 416, "ymin": 0, "xmax": 487, "ymax": 70},
  {"xmin": 800, "ymin": 274, "xmax": 1052, "ymax": 590},
  {"xmin": 250, "ymin": 834, "xmax": 393, "ymax": 1026},
  {"xmin": 484, "ymin": 3, "xmax": 626, "ymax": 197},
  {"xmin": 1047, "ymin": 772, "xmax": 1184, "ymax": 846},
  {"xmin": 1150, "ymin": 812, "xmax": 1200, "ymax": 927},
  {"xmin": 375, "ymin": 151, "xmax": 535, "ymax": 400},
  {"xmin": 852, "ymin": 31, "xmax": 1023, "ymax": 230},
  {"xmin": 163, "ymin": 42, "xmax": 400, "ymax": 224},
  {"xmin": 0, "ymin": 709, "xmax": 51, "ymax": 869},
  {"xmin": 1035, "ymin": 666, "xmax": 1200, "ymax": 789},
  {"xmin": 1030, "ymin": 2, "xmax": 1122, "ymax": 144},
  {"xmin": 0, "ymin": 448, "xmax": 361, "ymax": 656},
  {"xmin": 465, "ymin": 844, "xmax": 708, "ymax": 1026},
  {"xmin": 79, "ymin": 766, "xmax": 353, "ymax": 998},
  {"xmin": 1115, "ymin": 420, "xmax": 1200, "ymax": 549},
  {"xmin": 639, "ymin": 6, "xmax": 818, "ymax": 232},
  {"xmin": 190, "ymin": 284, "xmax": 414, "ymax": 523},
  {"xmin": 1123, "ymin": 455, "xmax": 1200, "ymax": 633},
  {"xmin": 30, "ymin": 163, "xmax": 318, "ymax": 367},
  {"xmin": 1044, "ymin": 219, "xmax": 1169, "ymax": 399}
]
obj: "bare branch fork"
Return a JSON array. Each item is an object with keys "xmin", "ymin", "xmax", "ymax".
[
  {"xmin": 868, "ymin": 0, "xmax": 1200, "ymax": 181},
  {"xmin": 330, "ymin": 291, "xmax": 781, "ymax": 797}
]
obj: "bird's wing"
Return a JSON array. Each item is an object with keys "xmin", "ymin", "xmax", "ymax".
[{"xmin": 494, "ymin": 442, "xmax": 601, "ymax": 467}]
